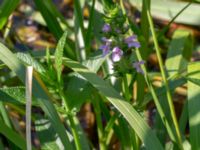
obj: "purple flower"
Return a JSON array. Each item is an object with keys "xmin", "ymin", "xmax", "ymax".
[
  {"xmin": 112, "ymin": 47, "xmax": 123, "ymax": 62},
  {"xmin": 133, "ymin": 60, "xmax": 145, "ymax": 74},
  {"xmin": 102, "ymin": 24, "xmax": 111, "ymax": 33},
  {"xmin": 125, "ymin": 35, "xmax": 141, "ymax": 48},
  {"xmin": 99, "ymin": 37, "xmax": 112, "ymax": 56}
]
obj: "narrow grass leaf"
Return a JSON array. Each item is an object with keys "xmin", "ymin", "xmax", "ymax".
[
  {"xmin": 179, "ymin": 101, "xmax": 188, "ymax": 134},
  {"xmin": 166, "ymin": 29, "xmax": 192, "ymax": 77},
  {"xmin": 158, "ymin": 2, "xmax": 192, "ymax": 39},
  {"xmin": 0, "ymin": 119, "xmax": 32, "ymax": 150},
  {"xmin": 35, "ymin": 117, "xmax": 65, "ymax": 150},
  {"xmin": 142, "ymin": 78, "xmax": 186, "ymax": 107},
  {"xmin": 74, "ymin": 0, "xmax": 86, "ymax": 60},
  {"xmin": 188, "ymin": 62, "xmax": 200, "ymax": 149},
  {"xmin": 34, "ymin": 0, "xmax": 63, "ymax": 40},
  {"xmin": 43, "ymin": 0, "xmax": 71, "ymax": 30},
  {"xmin": 85, "ymin": 0, "xmax": 95, "ymax": 54},
  {"xmin": 129, "ymin": 0, "xmax": 200, "ymax": 26},
  {"xmin": 63, "ymin": 57, "xmax": 163, "ymax": 149},
  {"xmin": 0, "ymin": 0, "xmax": 20, "ymax": 29},
  {"xmin": 34, "ymin": 0, "xmax": 75, "ymax": 59},
  {"xmin": 0, "ymin": 138, "xmax": 4, "ymax": 150}
]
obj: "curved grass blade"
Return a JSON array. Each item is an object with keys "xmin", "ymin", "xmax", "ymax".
[
  {"xmin": 129, "ymin": 0, "xmax": 200, "ymax": 26},
  {"xmin": 187, "ymin": 62, "xmax": 200, "ymax": 149},
  {"xmin": 63, "ymin": 57, "xmax": 163, "ymax": 150},
  {"xmin": 34, "ymin": 0, "xmax": 75, "ymax": 59},
  {"xmin": 0, "ymin": 43, "xmax": 73, "ymax": 150},
  {"xmin": 166, "ymin": 29, "xmax": 192, "ymax": 78},
  {"xmin": 142, "ymin": 78, "xmax": 186, "ymax": 108},
  {"xmin": 35, "ymin": 117, "xmax": 65, "ymax": 150},
  {"xmin": 0, "ymin": 119, "xmax": 35, "ymax": 150},
  {"xmin": 0, "ymin": 0, "xmax": 20, "ymax": 29}
]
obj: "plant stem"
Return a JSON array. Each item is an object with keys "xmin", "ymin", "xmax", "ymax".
[
  {"xmin": 0, "ymin": 102, "xmax": 12, "ymax": 128},
  {"xmin": 145, "ymin": 1, "xmax": 183, "ymax": 148},
  {"xmin": 92, "ymin": 94, "xmax": 107, "ymax": 150},
  {"xmin": 59, "ymin": 90, "xmax": 82, "ymax": 150},
  {"xmin": 122, "ymin": 74, "xmax": 130, "ymax": 101},
  {"xmin": 103, "ymin": 113, "xmax": 118, "ymax": 145},
  {"xmin": 120, "ymin": 0, "xmax": 177, "ymax": 144}
]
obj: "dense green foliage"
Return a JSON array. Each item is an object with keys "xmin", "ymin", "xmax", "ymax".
[{"xmin": 0, "ymin": 0, "xmax": 200, "ymax": 150}]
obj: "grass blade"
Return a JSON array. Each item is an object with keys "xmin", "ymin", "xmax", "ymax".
[
  {"xmin": 166, "ymin": 29, "xmax": 192, "ymax": 78},
  {"xmin": 0, "ymin": 0, "xmax": 20, "ymax": 29},
  {"xmin": 74, "ymin": 0, "xmax": 86, "ymax": 61},
  {"xmin": 0, "ymin": 119, "xmax": 33, "ymax": 150},
  {"xmin": 144, "ymin": 1, "xmax": 182, "ymax": 147},
  {"xmin": 34, "ymin": 0, "xmax": 75, "ymax": 59},
  {"xmin": 35, "ymin": 117, "xmax": 65, "ymax": 150},
  {"xmin": 129, "ymin": 0, "xmax": 200, "ymax": 26},
  {"xmin": 188, "ymin": 62, "xmax": 200, "ymax": 149}
]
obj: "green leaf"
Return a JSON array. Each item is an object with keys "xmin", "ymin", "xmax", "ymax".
[
  {"xmin": 17, "ymin": 52, "xmax": 46, "ymax": 74},
  {"xmin": 34, "ymin": 0, "xmax": 63, "ymax": 40},
  {"xmin": 85, "ymin": 0, "xmax": 95, "ymax": 54},
  {"xmin": 186, "ymin": 77, "xmax": 200, "ymax": 86},
  {"xmin": 82, "ymin": 52, "xmax": 107, "ymax": 73},
  {"xmin": 179, "ymin": 101, "xmax": 188, "ymax": 134},
  {"xmin": 0, "ymin": 0, "xmax": 20, "ymax": 29},
  {"xmin": 35, "ymin": 117, "xmax": 68, "ymax": 150},
  {"xmin": 74, "ymin": 0, "xmax": 86, "ymax": 60},
  {"xmin": 142, "ymin": 78, "xmax": 186, "ymax": 107},
  {"xmin": 55, "ymin": 31, "xmax": 68, "ymax": 83},
  {"xmin": 65, "ymin": 74, "xmax": 92, "ymax": 110},
  {"xmin": 63, "ymin": 57, "xmax": 164, "ymax": 149},
  {"xmin": 188, "ymin": 62, "xmax": 200, "ymax": 149},
  {"xmin": 129, "ymin": 0, "xmax": 200, "ymax": 26},
  {"xmin": 166, "ymin": 29, "xmax": 192, "ymax": 77},
  {"xmin": 0, "ymin": 43, "xmax": 73, "ymax": 150},
  {"xmin": 33, "ymin": 0, "xmax": 75, "ymax": 59},
  {"xmin": 0, "ymin": 119, "xmax": 33, "ymax": 150},
  {"xmin": 0, "ymin": 86, "xmax": 37, "ymax": 105}
]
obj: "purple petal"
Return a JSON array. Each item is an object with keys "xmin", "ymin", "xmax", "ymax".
[
  {"xmin": 100, "ymin": 44, "xmax": 111, "ymax": 57},
  {"xmin": 138, "ymin": 60, "xmax": 145, "ymax": 65},
  {"xmin": 102, "ymin": 24, "xmax": 111, "ymax": 32},
  {"xmin": 136, "ymin": 68, "xmax": 144, "ymax": 74},
  {"xmin": 133, "ymin": 60, "xmax": 145, "ymax": 74},
  {"xmin": 112, "ymin": 47, "xmax": 123, "ymax": 62},
  {"xmin": 128, "ymin": 41, "xmax": 141, "ymax": 48},
  {"xmin": 99, "ymin": 45, "xmax": 106, "ymax": 50},
  {"xmin": 125, "ymin": 35, "xmax": 137, "ymax": 43},
  {"xmin": 103, "ymin": 49, "xmax": 110, "ymax": 56}
]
